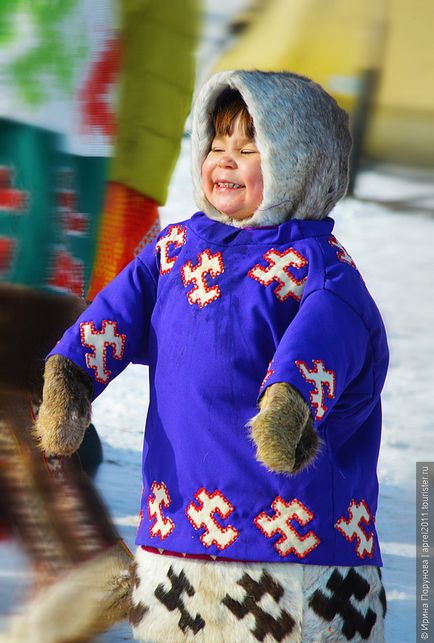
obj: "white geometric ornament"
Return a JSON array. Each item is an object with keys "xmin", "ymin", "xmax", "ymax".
[
  {"xmin": 155, "ymin": 224, "xmax": 187, "ymax": 274},
  {"xmin": 335, "ymin": 499, "xmax": 374, "ymax": 559},
  {"xmin": 80, "ymin": 320, "xmax": 126, "ymax": 384},
  {"xmin": 148, "ymin": 481, "xmax": 175, "ymax": 541},
  {"xmin": 255, "ymin": 496, "xmax": 320, "ymax": 558},
  {"xmin": 328, "ymin": 235, "xmax": 357, "ymax": 269},
  {"xmin": 181, "ymin": 249, "xmax": 224, "ymax": 308},
  {"xmin": 248, "ymin": 247, "xmax": 307, "ymax": 302},
  {"xmin": 295, "ymin": 359, "xmax": 336, "ymax": 420},
  {"xmin": 186, "ymin": 487, "xmax": 239, "ymax": 550}
]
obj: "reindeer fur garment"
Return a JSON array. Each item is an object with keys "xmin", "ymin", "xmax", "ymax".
[
  {"xmin": 191, "ymin": 70, "xmax": 352, "ymax": 227},
  {"xmin": 130, "ymin": 548, "xmax": 386, "ymax": 642}
]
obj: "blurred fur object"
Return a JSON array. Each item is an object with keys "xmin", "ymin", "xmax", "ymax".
[
  {"xmin": 0, "ymin": 285, "xmax": 132, "ymax": 640},
  {"xmin": 0, "ymin": 285, "xmax": 86, "ymax": 395},
  {"xmin": 0, "ymin": 541, "xmax": 131, "ymax": 643}
]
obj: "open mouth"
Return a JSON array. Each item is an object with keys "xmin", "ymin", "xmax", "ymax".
[{"xmin": 214, "ymin": 181, "xmax": 244, "ymax": 190}]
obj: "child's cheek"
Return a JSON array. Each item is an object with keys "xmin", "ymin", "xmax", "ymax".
[{"xmin": 201, "ymin": 158, "xmax": 213, "ymax": 196}]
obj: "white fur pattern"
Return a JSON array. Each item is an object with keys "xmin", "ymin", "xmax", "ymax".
[{"xmin": 130, "ymin": 548, "xmax": 386, "ymax": 642}]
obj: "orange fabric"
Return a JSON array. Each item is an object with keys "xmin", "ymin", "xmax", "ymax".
[{"xmin": 87, "ymin": 182, "xmax": 160, "ymax": 301}]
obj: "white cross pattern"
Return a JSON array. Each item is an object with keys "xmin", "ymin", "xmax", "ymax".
[
  {"xmin": 80, "ymin": 320, "xmax": 126, "ymax": 384},
  {"xmin": 155, "ymin": 225, "xmax": 187, "ymax": 274},
  {"xmin": 335, "ymin": 499, "xmax": 374, "ymax": 559},
  {"xmin": 248, "ymin": 247, "xmax": 307, "ymax": 302},
  {"xmin": 254, "ymin": 496, "xmax": 320, "ymax": 558},
  {"xmin": 295, "ymin": 359, "xmax": 336, "ymax": 421},
  {"xmin": 148, "ymin": 481, "xmax": 175, "ymax": 540},
  {"xmin": 328, "ymin": 235, "xmax": 357, "ymax": 269},
  {"xmin": 181, "ymin": 249, "xmax": 224, "ymax": 308},
  {"xmin": 186, "ymin": 487, "xmax": 239, "ymax": 550}
]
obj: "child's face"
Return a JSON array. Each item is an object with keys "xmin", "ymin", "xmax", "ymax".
[{"xmin": 201, "ymin": 114, "xmax": 263, "ymax": 221}]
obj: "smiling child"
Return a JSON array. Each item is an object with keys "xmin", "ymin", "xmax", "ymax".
[{"xmin": 36, "ymin": 71, "xmax": 389, "ymax": 642}]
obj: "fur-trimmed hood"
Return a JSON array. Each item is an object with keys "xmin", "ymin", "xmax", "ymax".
[{"xmin": 191, "ymin": 70, "xmax": 352, "ymax": 228}]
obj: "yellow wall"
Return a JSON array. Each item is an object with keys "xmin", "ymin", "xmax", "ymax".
[{"xmin": 214, "ymin": 0, "xmax": 434, "ymax": 164}]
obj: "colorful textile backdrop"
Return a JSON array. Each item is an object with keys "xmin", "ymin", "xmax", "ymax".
[{"xmin": 0, "ymin": 0, "xmax": 200, "ymax": 298}]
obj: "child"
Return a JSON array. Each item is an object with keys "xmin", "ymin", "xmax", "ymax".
[{"xmin": 37, "ymin": 71, "xmax": 389, "ymax": 642}]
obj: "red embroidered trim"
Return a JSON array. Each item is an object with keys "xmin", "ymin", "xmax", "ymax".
[
  {"xmin": 137, "ymin": 485, "xmax": 145, "ymax": 527},
  {"xmin": 80, "ymin": 320, "xmax": 126, "ymax": 384},
  {"xmin": 254, "ymin": 496, "xmax": 320, "ymax": 559},
  {"xmin": 295, "ymin": 359, "xmax": 336, "ymax": 421},
  {"xmin": 247, "ymin": 247, "xmax": 307, "ymax": 302},
  {"xmin": 259, "ymin": 361, "xmax": 275, "ymax": 393},
  {"xmin": 147, "ymin": 481, "xmax": 175, "ymax": 541},
  {"xmin": 155, "ymin": 224, "xmax": 187, "ymax": 274},
  {"xmin": 186, "ymin": 487, "xmax": 239, "ymax": 551},
  {"xmin": 141, "ymin": 545, "xmax": 252, "ymax": 563},
  {"xmin": 335, "ymin": 499, "xmax": 375, "ymax": 559},
  {"xmin": 180, "ymin": 249, "xmax": 224, "ymax": 308}
]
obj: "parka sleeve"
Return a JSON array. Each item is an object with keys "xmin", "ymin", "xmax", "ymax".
[
  {"xmin": 47, "ymin": 241, "xmax": 159, "ymax": 400},
  {"xmin": 259, "ymin": 289, "xmax": 371, "ymax": 426}
]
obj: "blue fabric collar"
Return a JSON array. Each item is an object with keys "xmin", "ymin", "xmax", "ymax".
[{"xmin": 188, "ymin": 212, "xmax": 335, "ymax": 246}]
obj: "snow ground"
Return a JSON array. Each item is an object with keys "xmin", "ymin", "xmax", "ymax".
[{"xmin": 1, "ymin": 141, "xmax": 433, "ymax": 641}]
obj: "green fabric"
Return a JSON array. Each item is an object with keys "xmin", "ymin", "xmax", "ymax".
[
  {"xmin": 0, "ymin": 121, "xmax": 107, "ymax": 292},
  {"xmin": 110, "ymin": 0, "xmax": 200, "ymax": 203},
  {"xmin": 0, "ymin": 0, "xmax": 85, "ymax": 106}
]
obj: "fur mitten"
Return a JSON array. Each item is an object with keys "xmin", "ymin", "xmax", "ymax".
[
  {"xmin": 36, "ymin": 355, "xmax": 93, "ymax": 456},
  {"xmin": 249, "ymin": 382, "xmax": 319, "ymax": 475}
]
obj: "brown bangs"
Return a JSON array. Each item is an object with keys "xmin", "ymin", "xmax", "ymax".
[{"xmin": 212, "ymin": 88, "xmax": 255, "ymax": 139}]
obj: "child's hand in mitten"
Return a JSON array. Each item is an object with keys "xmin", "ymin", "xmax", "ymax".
[
  {"xmin": 249, "ymin": 382, "xmax": 319, "ymax": 475},
  {"xmin": 35, "ymin": 355, "xmax": 93, "ymax": 456}
]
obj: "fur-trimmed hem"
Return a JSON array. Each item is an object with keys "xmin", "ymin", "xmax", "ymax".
[{"xmin": 130, "ymin": 547, "xmax": 386, "ymax": 642}]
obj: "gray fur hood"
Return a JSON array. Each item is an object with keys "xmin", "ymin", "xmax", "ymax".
[{"xmin": 191, "ymin": 70, "xmax": 352, "ymax": 228}]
